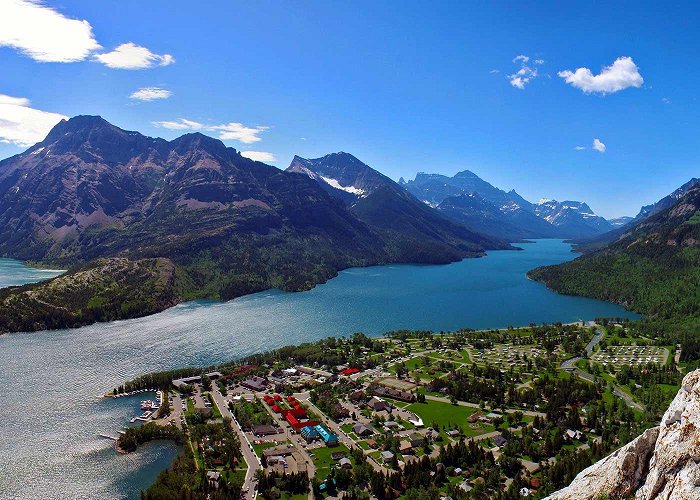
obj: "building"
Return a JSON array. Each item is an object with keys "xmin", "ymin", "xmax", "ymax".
[
  {"xmin": 349, "ymin": 390, "xmax": 365, "ymax": 402},
  {"xmin": 399, "ymin": 440, "xmax": 413, "ymax": 454},
  {"xmin": 241, "ymin": 376, "xmax": 267, "ymax": 392},
  {"xmin": 372, "ymin": 385, "xmax": 415, "ymax": 403},
  {"xmin": 338, "ymin": 457, "xmax": 352, "ymax": 469},
  {"xmin": 252, "ymin": 424, "xmax": 278, "ymax": 436},
  {"xmin": 380, "ymin": 450, "xmax": 395, "ymax": 463},
  {"xmin": 493, "ymin": 435, "xmax": 507, "ymax": 448},
  {"xmin": 409, "ymin": 433, "xmax": 425, "ymax": 448},
  {"xmin": 300, "ymin": 426, "xmax": 320, "ymax": 442},
  {"xmin": 340, "ymin": 367, "xmax": 361, "ymax": 376},
  {"xmin": 367, "ymin": 397, "xmax": 392, "ymax": 413},
  {"xmin": 353, "ymin": 423, "xmax": 374, "ymax": 437},
  {"xmin": 314, "ymin": 424, "xmax": 339, "ymax": 446}
]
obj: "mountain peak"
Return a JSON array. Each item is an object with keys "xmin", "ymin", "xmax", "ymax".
[
  {"xmin": 453, "ymin": 169, "xmax": 479, "ymax": 179},
  {"xmin": 42, "ymin": 115, "xmax": 118, "ymax": 144}
]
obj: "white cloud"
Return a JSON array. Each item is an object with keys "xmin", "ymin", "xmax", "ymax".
[
  {"xmin": 0, "ymin": 93, "xmax": 67, "ymax": 147},
  {"xmin": 152, "ymin": 119, "xmax": 269, "ymax": 144},
  {"xmin": 558, "ymin": 56, "xmax": 643, "ymax": 94},
  {"xmin": 592, "ymin": 138, "xmax": 606, "ymax": 153},
  {"xmin": 489, "ymin": 69, "xmax": 500, "ymax": 74},
  {"xmin": 508, "ymin": 54, "xmax": 539, "ymax": 89},
  {"xmin": 130, "ymin": 87, "xmax": 172, "ymax": 101},
  {"xmin": 534, "ymin": 59, "xmax": 545, "ymax": 65},
  {"xmin": 240, "ymin": 151, "xmax": 276, "ymax": 162},
  {"xmin": 574, "ymin": 146, "xmax": 586, "ymax": 151},
  {"xmin": 662, "ymin": 97, "xmax": 671, "ymax": 104},
  {"xmin": 95, "ymin": 42, "xmax": 174, "ymax": 69},
  {"xmin": 0, "ymin": 0, "xmax": 101, "ymax": 63}
]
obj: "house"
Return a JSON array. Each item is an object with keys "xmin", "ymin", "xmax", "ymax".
[
  {"xmin": 349, "ymin": 390, "xmax": 365, "ymax": 402},
  {"xmin": 241, "ymin": 376, "xmax": 267, "ymax": 392},
  {"xmin": 368, "ymin": 397, "xmax": 392, "ymax": 413},
  {"xmin": 383, "ymin": 421, "xmax": 400, "ymax": 430},
  {"xmin": 380, "ymin": 450, "xmax": 395, "ymax": 463},
  {"xmin": 365, "ymin": 439, "xmax": 378, "ymax": 449},
  {"xmin": 399, "ymin": 440, "xmax": 413, "ymax": 454},
  {"xmin": 467, "ymin": 412, "xmax": 483, "ymax": 424},
  {"xmin": 446, "ymin": 429, "xmax": 460, "ymax": 438},
  {"xmin": 338, "ymin": 457, "xmax": 352, "ymax": 469},
  {"xmin": 206, "ymin": 470, "xmax": 221, "ymax": 489},
  {"xmin": 353, "ymin": 423, "xmax": 374, "ymax": 437},
  {"xmin": 300, "ymin": 426, "xmax": 320, "ymax": 442},
  {"xmin": 493, "ymin": 435, "xmax": 507, "ymax": 448},
  {"xmin": 566, "ymin": 429, "xmax": 584, "ymax": 441},
  {"xmin": 252, "ymin": 424, "xmax": 278, "ymax": 436},
  {"xmin": 340, "ymin": 367, "xmax": 361, "ymax": 376},
  {"xmin": 409, "ymin": 433, "xmax": 425, "ymax": 448},
  {"xmin": 315, "ymin": 424, "xmax": 339, "ymax": 446},
  {"xmin": 333, "ymin": 404, "xmax": 350, "ymax": 418},
  {"xmin": 372, "ymin": 385, "xmax": 415, "ymax": 403},
  {"xmin": 485, "ymin": 412, "xmax": 502, "ymax": 421}
]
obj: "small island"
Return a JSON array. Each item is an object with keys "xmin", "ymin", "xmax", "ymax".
[{"xmin": 112, "ymin": 319, "xmax": 682, "ymax": 499}]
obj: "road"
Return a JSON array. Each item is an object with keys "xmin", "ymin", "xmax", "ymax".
[
  {"xmin": 560, "ymin": 327, "xmax": 645, "ymax": 412},
  {"xmin": 210, "ymin": 386, "xmax": 261, "ymax": 499}
]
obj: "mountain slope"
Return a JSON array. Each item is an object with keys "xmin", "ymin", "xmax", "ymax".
[
  {"xmin": 533, "ymin": 199, "xmax": 612, "ymax": 238},
  {"xmin": 287, "ymin": 153, "xmax": 513, "ymax": 262},
  {"xmin": 0, "ymin": 118, "xmax": 510, "ymax": 333},
  {"xmin": 401, "ymin": 170, "xmax": 611, "ymax": 240},
  {"xmin": 529, "ymin": 186, "xmax": 700, "ymax": 320},
  {"xmin": 437, "ymin": 193, "xmax": 559, "ymax": 240}
]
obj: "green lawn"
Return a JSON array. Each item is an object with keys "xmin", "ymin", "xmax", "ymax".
[
  {"xmin": 310, "ymin": 443, "xmax": 350, "ymax": 470},
  {"xmin": 406, "ymin": 400, "xmax": 493, "ymax": 437},
  {"xmin": 252, "ymin": 441, "xmax": 278, "ymax": 457}
]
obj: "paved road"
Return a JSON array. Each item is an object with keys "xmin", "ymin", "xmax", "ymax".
[
  {"xmin": 560, "ymin": 327, "xmax": 645, "ymax": 412},
  {"xmin": 210, "ymin": 387, "xmax": 260, "ymax": 499}
]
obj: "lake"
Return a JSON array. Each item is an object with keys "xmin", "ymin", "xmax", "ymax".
[{"xmin": 0, "ymin": 240, "xmax": 637, "ymax": 499}]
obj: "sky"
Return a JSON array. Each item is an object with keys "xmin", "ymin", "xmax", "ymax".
[{"xmin": 1, "ymin": 1, "xmax": 699, "ymax": 218}]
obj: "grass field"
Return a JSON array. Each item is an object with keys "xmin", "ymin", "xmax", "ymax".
[
  {"xmin": 406, "ymin": 399, "xmax": 493, "ymax": 437},
  {"xmin": 310, "ymin": 443, "xmax": 350, "ymax": 470}
]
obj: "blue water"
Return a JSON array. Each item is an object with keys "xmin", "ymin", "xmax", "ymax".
[{"xmin": 0, "ymin": 240, "xmax": 637, "ymax": 499}]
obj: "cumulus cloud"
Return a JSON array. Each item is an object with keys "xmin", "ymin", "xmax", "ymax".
[
  {"xmin": 558, "ymin": 56, "xmax": 643, "ymax": 94},
  {"xmin": 152, "ymin": 119, "xmax": 269, "ymax": 144},
  {"xmin": 240, "ymin": 151, "xmax": 276, "ymax": 162},
  {"xmin": 129, "ymin": 87, "xmax": 172, "ymax": 101},
  {"xmin": 0, "ymin": 0, "xmax": 101, "ymax": 62},
  {"xmin": 592, "ymin": 138, "xmax": 606, "ymax": 153},
  {"xmin": 95, "ymin": 42, "xmax": 174, "ymax": 69},
  {"xmin": 508, "ymin": 54, "xmax": 539, "ymax": 89},
  {"xmin": 0, "ymin": 93, "xmax": 67, "ymax": 147}
]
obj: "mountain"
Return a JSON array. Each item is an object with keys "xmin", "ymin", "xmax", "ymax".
[
  {"xmin": 571, "ymin": 178, "xmax": 700, "ymax": 253},
  {"xmin": 0, "ymin": 117, "xmax": 509, "ymax": 333},
  {"xmin": 548, "ymin": 369, "xmax": 700, "ymax": 500},
  {"xmin": 401, "ymin": 170, "xmax": 532, "ymax": 209},
  {"xmin": 436, "ymin": 192, "xmax": 560, "ymax": 240},
  {"xmin": 286, "ymin": 153, "xmax": 511, "ymax": 260},
  {"xmin": 635, "ymin": 177, "xmax": 700, "ymax": 221},
  {"xmin": 608, "ymin": 216, "xmax": 634, "ymax": 227},
  {"xmin": 400, "ymin": 170, "xmax": 611, "ymax": 240},
  {"xmin": 533, "ymin": 199, "xmax": 613, "ymax": 238},
  {"xmin": 529, "ymin": 185, "xmax": 700, "ymax": 321}
]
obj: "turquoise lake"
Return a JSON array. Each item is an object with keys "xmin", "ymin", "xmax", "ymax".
[{"xmin": 0, "ymin": 240, "xmax": 637, "ymax": 499}]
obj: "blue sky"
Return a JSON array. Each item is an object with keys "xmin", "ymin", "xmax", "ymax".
[{"xmin": 1, "ymin": 1, "xmax": 699, "ymax": 218}]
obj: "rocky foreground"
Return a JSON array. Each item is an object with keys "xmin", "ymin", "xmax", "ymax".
[{"xmin": 548, "ymin": 369, "xmax": 700, "ymax": 499}]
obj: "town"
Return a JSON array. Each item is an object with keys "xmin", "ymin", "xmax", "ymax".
[{"xmin": 113, "ymin": 320, "xmax": 682, "ymax": 499}]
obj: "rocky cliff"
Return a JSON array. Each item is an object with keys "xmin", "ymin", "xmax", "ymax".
[{"xmin": 548, "ymin": 369, "xmax": 700, "ymax": 500}]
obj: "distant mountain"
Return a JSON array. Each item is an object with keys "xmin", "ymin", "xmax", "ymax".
[
  {"xmin": 634, "ymin": 178, "xmax": 700, "ymax": 221},
  {"xmin": 401, "ymin": 170, "xmax": 532, "ymax": 209},
  {"xmin": 437, "ymin": 193, "xmax": 560, "ymax": 241},
  {"xmin": 401, "ymin": 170, "xmax": 612, "ymax": 240},
  {"xmin": 533, "ymin": 199, "xmax": 612, "ymax": 238},
  {"xmin": 572, "ymin": 178, "xmax": 700, "ymax": 253},
  {"xmin": 529, "ymin": 185, "xmax": 700, "ymax": 320},
  {"xmin": 608, "ymin": 216, "xmax": 634, "ymax": 227},
  {"xmin": 287, "ymin": 153, "xmax": 511, "ymax": 259},
  {"xmin": 0, "ymin": 118, "xmax": 510, "ymax": 333}
]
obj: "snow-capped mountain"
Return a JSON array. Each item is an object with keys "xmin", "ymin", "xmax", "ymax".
[{"xmin": 533, "ymin": 199, "xmax": 612, "ymax": 238}]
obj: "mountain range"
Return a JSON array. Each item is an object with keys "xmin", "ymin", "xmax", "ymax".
[
  {"xmin": 0, "ymin": 116, "xmax": 510, "ymax": 332},
  {"xmin": 400, "ymin": 171, "xmax": 613, "ymax": 240}
]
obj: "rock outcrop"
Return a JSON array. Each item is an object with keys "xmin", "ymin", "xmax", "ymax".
[{"xmin": 548, "ymin": 369, "xmax": 700, "ymax": 500}]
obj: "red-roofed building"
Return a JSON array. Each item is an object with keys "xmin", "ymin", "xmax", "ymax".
[
  {"xmin": 271, "ymin": 405, "xmax": 282, "ymax": 413},
  {"xmin": 273, "ymin": 394, "xmax": 282, "ymax": 401},
  {"xmin": 341, "ymin": 367, "xmax": 361, "ymax": 376}
]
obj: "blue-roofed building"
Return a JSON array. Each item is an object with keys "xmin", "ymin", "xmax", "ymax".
[
  {"xmin": 314, "ymin": 424, "xmax": 338, "ymax": 446},
  {"xmin": 300, "ymin": 425, "xmax": 320, "ymax": 442}
]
